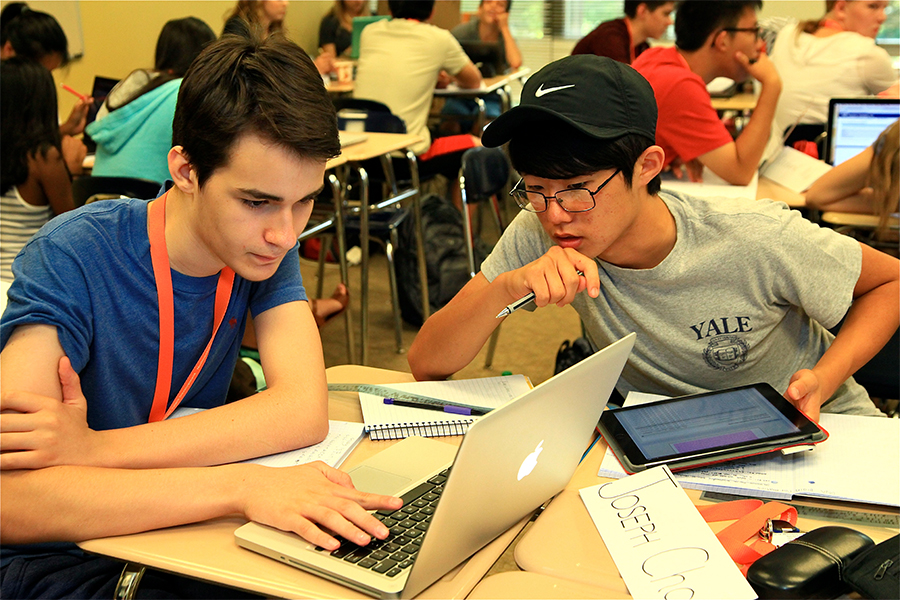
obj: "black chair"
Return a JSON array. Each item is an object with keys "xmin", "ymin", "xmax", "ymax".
[
  {"xmin": 335, "ymin": 98, "xmax": 406, "ymax": 135},
  {"xmin": 459, "ymin": 147, "xmax": 510, "ymax": 278},
  {"xmin": 327, "ymin": 98, "xmax": 428, "ymax": 360},
  {"xmin": 457, "ymin": 146, "xmax": 512, "ymax": 368},
  {"xmin": 72, "ymin": 176, "xmax": 162, "ymax": 206}
]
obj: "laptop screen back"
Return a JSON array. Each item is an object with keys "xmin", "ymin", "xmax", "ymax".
[{"xmin": 826, "ymin": 98, "xmax": 900, "ymax": 165}]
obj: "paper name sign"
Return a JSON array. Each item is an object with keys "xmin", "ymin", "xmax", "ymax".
[{"xmin": 580, "ymin": 465, "xmax": 756, "ymax": 599}]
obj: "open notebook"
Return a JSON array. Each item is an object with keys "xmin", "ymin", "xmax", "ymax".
[{"xmin": 358, "ymin": 375, "xmax": 532, "ymax": 440}]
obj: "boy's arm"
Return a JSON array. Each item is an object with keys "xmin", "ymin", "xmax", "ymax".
[
  {"xmin": 454, "ymin": 62, "xmax": 484, "ymax": 89},
  {"xmin": 697, "ymin": 52, "xmax": 781, "ymax": 185},
  {"xmin": 0, "ymin": 461, "xmax": 400, "ymax": 551},
  {"xmin": 786, "ymin": 243, "xmax": 900, "ymax": 420},
  {"xmin": 408, "ymin": 246, "xmax": 599, "ymax": 380},
  {"xmin": 0, "ymin": 301, "xmax": 329, "ymax": 470}
]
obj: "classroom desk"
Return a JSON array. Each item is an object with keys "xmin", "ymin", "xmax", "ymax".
[
  {"xmin": 513, "ymin": 438, "xmax": 900, "ymax": 597},
  {"xmin": 434, "ymin": 68, "xmax": 530, "ymax": 110},
  {"xmin": 757, "ymin": 175, "xmax": 805, "ymax": 208},
  {"xmin": 78, "ymin": 366, "xmax": 528, "ymax": 600},
  {"xmin": 710, "ymin": 92, "xmax": 758, "ymax": 112},
  {"xmin": 332, "ymin": 132, "xmax": 429, "ymax": 364}
]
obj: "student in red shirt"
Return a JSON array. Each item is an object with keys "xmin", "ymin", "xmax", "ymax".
[{"xmin": 633, "ymin": 1, "xmax": 780, "ymax": 185}]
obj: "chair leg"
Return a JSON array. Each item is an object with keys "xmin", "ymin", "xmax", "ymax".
[
  {"xmin": 386, "ymin": 228, "xmax": 405, "ymax": 354},
  {"xmin": 328, "ymin": 173, "xmax": 355, "ymax": 364},
  {"xmin": 484, "ymin": 326, "xmax": 501, "ymax": 368},
  {"xmin": 114, "ymin": 563, "xmax": 146, "ymax": 600},
  {"xmin": 315, "ymin": 234, "xmax": 332, "ymax": 299},
  {"xmin": 460, "ymin": 176, "xmax": 478, "ymax": 279}
]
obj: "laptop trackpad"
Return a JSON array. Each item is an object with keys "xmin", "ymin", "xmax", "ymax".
[{"xmin": 349, "ymin": 466, "xmax": 411, "ymax": 496}]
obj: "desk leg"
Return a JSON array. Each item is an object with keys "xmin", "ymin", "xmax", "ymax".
[
  {"xmin": 114, "ymin": 563, "xmax": 146, "ymax": 600},
  {"xmin": 496, "ymin": 85, "xmax": 512, "ymax": 114},
  {"xmin": 328, "ymin": 173, "xmax": 355, "ymax": 364},
  {"xmin": 357, "ymin": 166, "xmax": 371, "ymax": 365},
  {"xmin": 474, "ymin": 97, "xmax": 487, "ymax": 134},
  {"xmin": 406, "ymin": 151, "xmax": 430, "ymax": 323}
]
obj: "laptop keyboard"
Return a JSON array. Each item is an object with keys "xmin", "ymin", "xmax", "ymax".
[{"xmin": 315, "ymin": 469, "xmax": 449, "ymax": 578}]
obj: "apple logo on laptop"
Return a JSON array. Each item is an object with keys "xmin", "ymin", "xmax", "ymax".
[{"xmin": 517, "ymin": 440, "xmax": 544, "ymax": 481}]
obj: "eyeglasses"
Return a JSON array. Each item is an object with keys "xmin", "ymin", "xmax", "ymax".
[
  {"xmin": 717, "ymin": 25, "xmax": 761, "ymax": 39},
  {"xmin": 509, "ymin": 170, "xmax": 621, "ymax": 214}
]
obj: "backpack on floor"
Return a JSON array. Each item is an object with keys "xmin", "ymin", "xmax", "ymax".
[{"xmin": 395, "ymin": 194, "xmax": 489, "ymax": 327}]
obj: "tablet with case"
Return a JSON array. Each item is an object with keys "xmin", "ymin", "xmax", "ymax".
[{"xmin": 598, "ymin": 383, "xmax": 828, "ymax": 474}]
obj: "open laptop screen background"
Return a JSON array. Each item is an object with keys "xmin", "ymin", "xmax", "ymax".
[{"xmin": 826, "ymin": 98, "xmax": 900, "ymax": 165}]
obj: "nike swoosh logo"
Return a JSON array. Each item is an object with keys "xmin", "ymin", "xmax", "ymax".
[{"xmin": 534, "ymin": 83, "xmax": 575, "ymax": 98}]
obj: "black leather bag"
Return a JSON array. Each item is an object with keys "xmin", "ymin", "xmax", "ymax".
[{"xmin": 747, "ymin": 526, "xmax": 874, "ymax": 599}]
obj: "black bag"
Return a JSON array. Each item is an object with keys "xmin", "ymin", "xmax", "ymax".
[
  {"xmin": 554, "ymin": 337, "xmax": 595, "ymax": 374},
  {"xmin": 844, "ymin": 534, "xmax": 899, "ymax": 599},
  {"xmin": 395, "ymin": 194, "xmax": 488, "ymax": 326},
  {"xmin": 747, "ymin": 526, "xmax": 874, "ymax": 599}
]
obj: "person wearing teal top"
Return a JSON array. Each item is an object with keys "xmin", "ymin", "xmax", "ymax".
[
  {"xmin": 86, "ymin": 17, "xmax": 216, "ymax": 184},
  {"xmin": 87, "ymin": 78, "xmax": 180, "ymax": 184}
]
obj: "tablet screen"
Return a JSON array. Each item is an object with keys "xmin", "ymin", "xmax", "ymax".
[{"xmin": 613, "ymin": 386, "xmax": 802, "ymax": 462}]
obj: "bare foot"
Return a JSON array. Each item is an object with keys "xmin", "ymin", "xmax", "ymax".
[{"xmin": 310, "ymin": 283, "xmax": 349, "ymax": 328}]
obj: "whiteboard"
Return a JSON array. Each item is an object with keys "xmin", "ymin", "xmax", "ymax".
[{"xmin": 16, "ymin": 0, "xmax": 84, "ymax": 58}]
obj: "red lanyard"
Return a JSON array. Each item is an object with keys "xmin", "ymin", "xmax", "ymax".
[{"xmin": 147, "ymin": 193, "xmax": 235, "ymax": 422}]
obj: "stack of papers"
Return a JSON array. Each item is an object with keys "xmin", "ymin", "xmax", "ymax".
[{"xmin": 760, "ymin": 146, "xmax": 832, "ymax": 193}]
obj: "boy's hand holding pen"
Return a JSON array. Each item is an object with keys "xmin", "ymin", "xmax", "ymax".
[{"xmin": 496, "ymin": 253, "xmax": 600, "ymax": 319}]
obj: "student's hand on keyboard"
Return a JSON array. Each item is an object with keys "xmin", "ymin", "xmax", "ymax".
[{"xmin": 240, "ymin": 461, "xmax": 402, "ymax": 552}]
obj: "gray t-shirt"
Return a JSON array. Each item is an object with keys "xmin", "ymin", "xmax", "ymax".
[{"xmin": 482, "ymin": 191, "xmax": 879, "ymax": 415}]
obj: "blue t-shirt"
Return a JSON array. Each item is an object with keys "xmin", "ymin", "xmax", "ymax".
[
  {"xmin": 0, "ymin": 196, "xmax": 306, "ymax": 429},
  {"xmin": 0, "ymin": 195, "xmax": 306, "ymax": 570}
]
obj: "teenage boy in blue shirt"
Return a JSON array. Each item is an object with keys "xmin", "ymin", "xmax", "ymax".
[{"xmin": 0, "ymin": 35, "xmax": 399, "ymax": 598}]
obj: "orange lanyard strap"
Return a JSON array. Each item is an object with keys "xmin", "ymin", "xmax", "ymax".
[{"xmin": 147, "ymin": 193, "xmax": 235, "ymax": 422}]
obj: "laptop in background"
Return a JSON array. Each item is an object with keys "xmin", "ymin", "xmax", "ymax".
[
  {"xmin": 81, "ymin": 76, "xmax": 120, "ymax": 153},
  {"xmin": 235, "ymin": 333, "xmax": 636, "ymax": 599},
  {"xmin": 825, "ymin": 97, "xmax": 900, "ymax": 165},
  {"xmin": 350, "ymin": 15, "xmax": 391, "ymax": 59}
]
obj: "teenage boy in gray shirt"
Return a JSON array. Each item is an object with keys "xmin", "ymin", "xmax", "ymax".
[{"xmin": 408, "ymin": 55, "xmax": 899, "ymax": 421}]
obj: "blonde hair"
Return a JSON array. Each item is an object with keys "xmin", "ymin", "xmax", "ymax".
[
  {"xmin": 225, "ymin": 1, "xmax": 283, "ymax": 35},
  {"xmin": 867, "ymin": 119, "xmax": 899, "ymax": 241}
]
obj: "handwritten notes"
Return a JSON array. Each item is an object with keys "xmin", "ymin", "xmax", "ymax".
[{"xmin": 580, "ymin": 466, "xmax": 756, "ymax": 599}]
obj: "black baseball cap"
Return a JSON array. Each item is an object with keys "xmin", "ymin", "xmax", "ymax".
[{"xmin": 482, "ymin": 55, "xmax": 657, "ymax": 147}]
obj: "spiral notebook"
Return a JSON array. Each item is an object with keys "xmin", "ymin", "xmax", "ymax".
[{"xmin": 358, "ymin": 375, "xmax": 532, "ymax": 440}]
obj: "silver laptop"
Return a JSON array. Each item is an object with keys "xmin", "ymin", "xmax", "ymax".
[{"xmin": 235, "ymin": 333, "xmax": 636, "ymax": 599}]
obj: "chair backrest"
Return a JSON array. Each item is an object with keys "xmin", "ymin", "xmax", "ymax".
[
  {"xmin": 460, "ymin": 147, "xmax": 510, "ymax": 204},
  {"xmin": 72, "ymin": 176, "xmax": 162, "ymax": 207},
  {"xmin": 334, "ymin": 98, "xmax": 407, "ymax": 134}
]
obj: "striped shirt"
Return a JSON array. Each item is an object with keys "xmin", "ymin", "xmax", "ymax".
[{"xmin": 1, "ymin": 187, "xmax": 53, "ymax": 282}]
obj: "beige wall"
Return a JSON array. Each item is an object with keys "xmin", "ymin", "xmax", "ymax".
[{"xmin": 0, "ymin": 0, "xmax": 334, "ymax": 120}]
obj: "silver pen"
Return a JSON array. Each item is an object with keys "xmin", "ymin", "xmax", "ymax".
[{"xmin": 496, "ymin": 270, "xmax": 585, "ymax": 318}]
